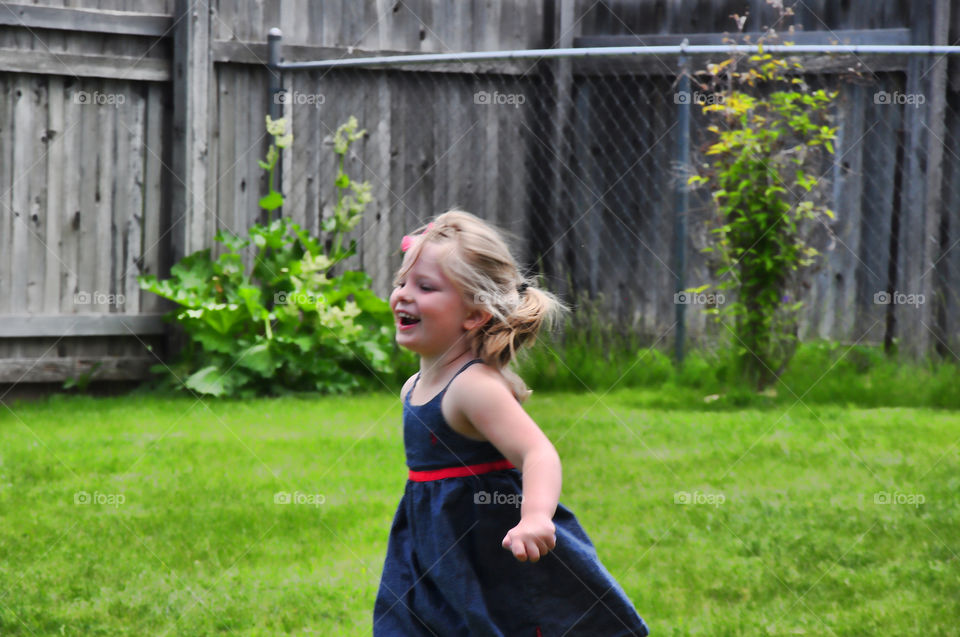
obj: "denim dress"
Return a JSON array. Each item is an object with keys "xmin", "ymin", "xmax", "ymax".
[{"xmin": 373, "ymin": 359, "xmax": 650, "ymax": 636}]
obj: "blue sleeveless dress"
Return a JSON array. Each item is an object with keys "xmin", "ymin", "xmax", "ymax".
[{"xmin": 373, "ymin": 359, "xmax": 650, "ymax": 636}]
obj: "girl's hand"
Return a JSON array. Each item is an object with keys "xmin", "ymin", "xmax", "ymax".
[{"xmin": 501, "ymin": 514, "xmax": 557, "ymax": 562}]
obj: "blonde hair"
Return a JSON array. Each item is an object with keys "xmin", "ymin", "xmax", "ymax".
[{"xmin": 393, "ymin": 210, "xmax": 567, "ymax": 402}]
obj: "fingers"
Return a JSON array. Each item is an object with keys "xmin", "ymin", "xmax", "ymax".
[
  {"xmin": 531, "ymin": 537, "xmax": 552, "ymax": 562},
  {"xmin": 502, "ymin": 534, "xmax": 552, "ymax": 563},
  {"xmin": 515, "ymin": 540, "xmax": 528, "ymax": 561},
  {"xmin": 526, "ymin": 542, "xmax": 541, "ymax": 562},
  {"xmin": 501, "ymin": 524, "xmax": 558, "ymax": 563},
  {"xmin": 513, "ymin": 538, "xmax": 537, "ymax": 562},
  {"xmin": 502, "ymin": 531, "xmax": 529, "ymax": 561}
]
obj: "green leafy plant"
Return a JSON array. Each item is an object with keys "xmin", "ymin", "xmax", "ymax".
[
  {"xmin": 326, "ymin": 116, "xmax": 372, "ymax": 260},
  {"xmin": 139, "ymin": 116, "xmax": 395, "ymax": 396},
  {"xmin": 257, "ymin": 115, "xmax": 293, "ymax": 215},
  {"xmin": 686, "ymin": 11, "xmax": 838, "ymax": 390}
]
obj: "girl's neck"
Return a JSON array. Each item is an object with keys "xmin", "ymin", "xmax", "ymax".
[{"xmin": 418, "ymin": 350, "xmax": 476, "ymax": 387}]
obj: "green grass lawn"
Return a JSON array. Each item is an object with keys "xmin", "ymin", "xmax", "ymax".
[{"xmin": 1, "ymin": 387, "xmax": 957, "ymax": 635}]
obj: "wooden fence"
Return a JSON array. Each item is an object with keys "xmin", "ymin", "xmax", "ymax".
[{"xmin": 0, "ymin": 0, "xmax": 957, "ymax": 385}]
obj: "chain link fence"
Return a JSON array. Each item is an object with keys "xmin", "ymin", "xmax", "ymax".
[{"xmin": 269, "ymin": 40, "xmax": 960, "ymax": 360}]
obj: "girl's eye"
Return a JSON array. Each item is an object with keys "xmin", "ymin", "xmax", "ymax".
[{"xmin": 419, "ymin": 285, "xmax": 432, "ymax": 291}]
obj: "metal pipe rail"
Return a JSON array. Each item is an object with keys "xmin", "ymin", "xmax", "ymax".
[{"xmin": 267, "ymin": 37, "xmax": 960, "ymax": 71}]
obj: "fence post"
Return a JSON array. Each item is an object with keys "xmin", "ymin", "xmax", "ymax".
[
  {"xmin": 267, "ymin": 27, "xmax": 284, "ymax": 221},
  {"xmin": 673, "ymin": 53, "xmax": 691, "ymax": 365},
  {"xmin": 539, "ymin": 0, "xmax": 575, "ymax": 300},
  {"xmin": 896, "ymin": 0, "xmax": 950, "ymax": 360},
  {"xmin": 923, "ymin": 0, "xmax": 950, "ymax": 358},
  {"xmin": 170, "ymin": 0, "xmax": 212, "ymax": 264}
]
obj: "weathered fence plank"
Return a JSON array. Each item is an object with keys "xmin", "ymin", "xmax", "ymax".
[
  {"xmin": 370, "ymin": 72, "xmax": 395, "ymax": 291},
  {"xmin": 10, "ymin": 75, "xmax": 34, "ymax": 314},
  {"xmin": 919, "ymin": 0, "xmax": 952, "ymax": 356},
  {"xmin": 140, "ymin": 83, "xmax": 166, "ymax": 314},
  {"xmin": 26, "ymin": 77, "xmax": 46, "ymax": 317},
  {"xmin": 216, "ymin": 65, "xmax": 237, "ymax": 238},
  {"xmin": 0, "ymin": 74, "xmax": 12, "ymax": 316},
  {"xmin": 0, "ymin": 3, "xmax": 172, "ymax": 37},
  {"xmin": 544, "ymin": 0, "xmax": 577, "ymax": 300},
  {"xmin": 0, "ymin": 314, "xmax": 165, "ymax": 337},
  {"xmin": 940, "ymin": 92, "xmax": 960, "ymax": 355},
  {"xmin": 0, "ymin": 356, "xmax": 156, "ymax": 383},
  {"xmin": 43, "ymin": 76, "xmax": 64, "ymax": 314},
  {"xmin": 61, "ymin": 78, "xmax": 83, "ymax": 316},
  {"xmin": 0, "ymin": 48, "xmax": 169, "ymax": 81},
  {"xmin": 170, "ymin": 0, "xmax": 213, "ymax": 263},
  {"xmin": 896, "ymin": 0, "xmax": 950, "ymax": 357},
  {"xmin": 96, "ymin": 91, "xmax": 115, "ymax": 312}
]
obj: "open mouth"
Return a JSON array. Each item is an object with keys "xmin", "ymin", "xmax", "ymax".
[{"xmin": 396, "ymin": 311, "xmax": 421, "ymax": 327}]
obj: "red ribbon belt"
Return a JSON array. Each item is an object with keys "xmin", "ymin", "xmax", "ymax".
[{"xmin": 408, "ymin": 459, "xmax": 516, "ymax": 482}]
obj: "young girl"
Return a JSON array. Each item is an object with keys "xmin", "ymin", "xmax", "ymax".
[{"xmin": 374, "ymin": 210, "xmax": 650, "ymax": 636}]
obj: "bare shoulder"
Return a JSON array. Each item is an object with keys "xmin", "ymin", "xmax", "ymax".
[
  {"xmin": 449, "ymin": 361, "xmax": 515, "ymax": 403},
  {"xmin": 444, "ymin": 361, "xmax": 550, "ymax": 466},
  {"xmin": 442, "ymin": 362, "xmax": 522, "ymax": 442},
  {"xmin": 460, "ymin": 363, "xmax": 511, "ymax": 392}
]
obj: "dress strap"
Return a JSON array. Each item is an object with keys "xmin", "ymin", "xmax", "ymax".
[
  {"xmin": 405, "ymin": 373, "xmax": 420, "ymax": 403},
  {"xmin": 439, "ymin": 358, "xmax": 482, "ymax": 395},
  {"xmin": 406, "ymin": 358, "xmax": 481, "ymax": 404}
]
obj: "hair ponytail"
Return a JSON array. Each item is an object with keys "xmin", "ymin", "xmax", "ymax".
[{"xmin": 474, "ymin": 285, "xmax": 565, "ymax": 402}]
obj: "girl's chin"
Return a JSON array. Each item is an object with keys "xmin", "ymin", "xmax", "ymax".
[
  {"xmin": 394, "ymin": 331, "xmax": 442, "ymax": 357},
  {"xmin": 394, "ymin": 330, "xmax": 421, "ymax": 350}
]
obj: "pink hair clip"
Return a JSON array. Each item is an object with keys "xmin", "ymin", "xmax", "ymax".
[{"xmin": 401, "ymin": 222, "xmax": 434, "ymax": 252}]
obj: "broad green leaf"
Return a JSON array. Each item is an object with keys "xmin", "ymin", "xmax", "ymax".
[
  {"xmin": 259, "ymin": 191, "xmax": 284, "ymax": 211},
  {"xmin": 184, "ymin": 366, "xmax": 228, "ymax": 397},
  {"xmin": 237, "ymin": 343, "xmax": 276, "ymax": 375}
]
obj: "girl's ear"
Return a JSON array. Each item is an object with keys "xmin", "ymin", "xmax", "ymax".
[{"xmin": 462, "ymin": 308, "xmax": 492, "ymax": 331}]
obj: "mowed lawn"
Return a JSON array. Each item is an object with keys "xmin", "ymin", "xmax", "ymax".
[{"xmin": 1, "ymin": 389, "xmax": 958, "ymax": 635}]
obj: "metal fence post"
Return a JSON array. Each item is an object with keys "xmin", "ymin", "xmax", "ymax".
[
  {"xmin": 267, "ymin": 27, "xmax": 283, "ymax": 221},
  {"xmin": 673, "ymin": 52, "xmax": 691, "ymax": 366}
]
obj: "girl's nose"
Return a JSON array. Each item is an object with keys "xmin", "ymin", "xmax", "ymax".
[{"xmin": 392, "ymin": 283, "xmax": 412, "ymax": 303}]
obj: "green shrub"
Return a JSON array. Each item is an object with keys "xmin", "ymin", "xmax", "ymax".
[
  {"xmin": 687, "ymin": 13, "xmax": 838, "ymax": 390},
  {"xmin": 139, "ymin": 117, "xmax": 397, "ymax": 396}
]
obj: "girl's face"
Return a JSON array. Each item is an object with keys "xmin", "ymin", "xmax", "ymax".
[{"xmin": 389, "ymin": 241, "xmax": 483, "ymax": 357}]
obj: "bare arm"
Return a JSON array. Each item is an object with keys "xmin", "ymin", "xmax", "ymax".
[
  {"xmin": 453, "ymin": 366, "xmax": 561, "ymax": 562},
  {"xmin": 518, "ymin": 444, "xmax": 562, "ymax": 522}
]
